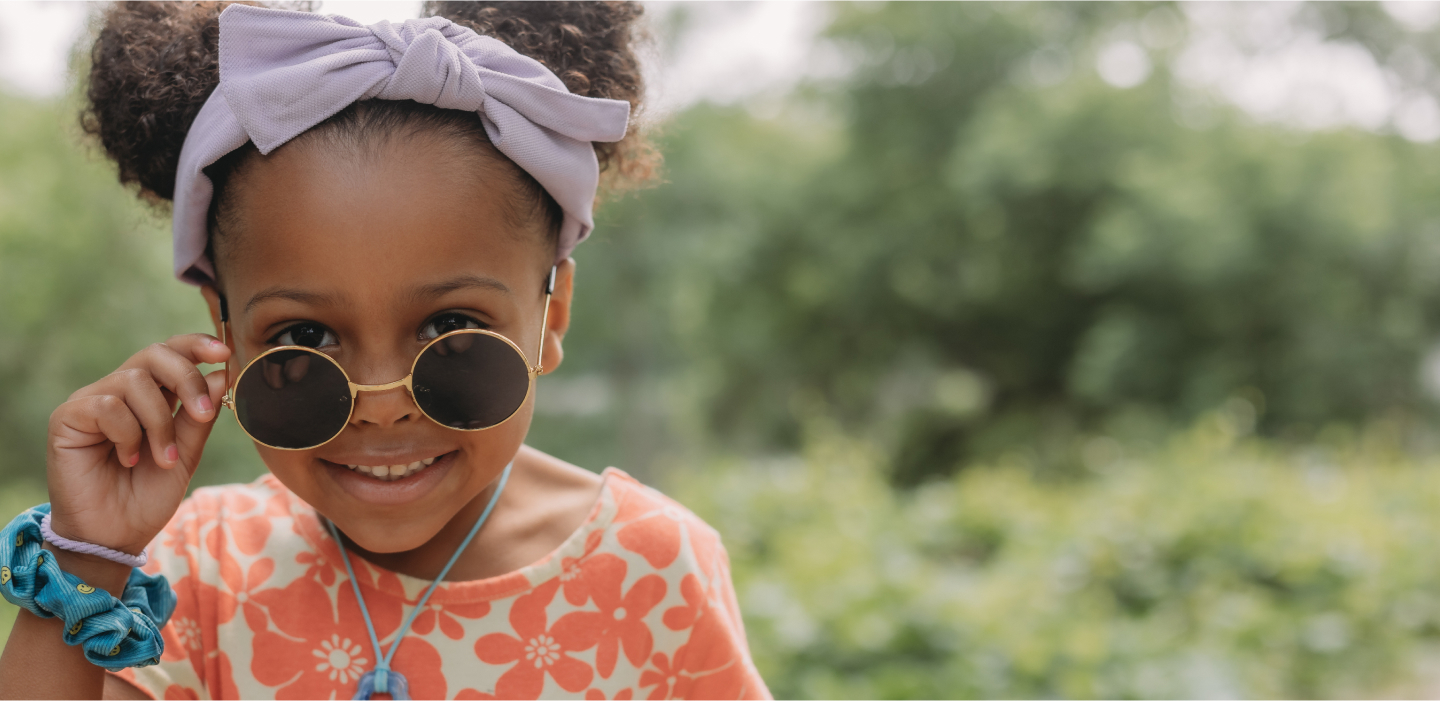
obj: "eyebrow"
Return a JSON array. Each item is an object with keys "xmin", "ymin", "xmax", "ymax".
[
  {"xmin": 242, "ymin": 274, "xmax": 513, "ymax": 315},
  {"xmin": 408, "ymin": 274, "xmax": 513, "ymax": 303},
  {"xmin": 244, "ymin": 287, "xmax": 344, "ymax": 314}
]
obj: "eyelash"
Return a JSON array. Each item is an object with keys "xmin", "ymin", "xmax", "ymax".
[
  {"xmin": 269, "ymin": 322, "xmax": 336, "ymax": 348},
  {"xmin": 420, "ymin": 312, "xmax": 487, "ymax": 339},
  {"xmin": 266, "ymin": 313, "xmax": 488, "ymax": 348}
]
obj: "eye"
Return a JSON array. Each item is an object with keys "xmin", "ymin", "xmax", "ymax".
[
  {"xmin": 421, "ymin": 312, "xmax": 485, "ymax": 340},
  {"xmin": 270, "ymin": 323, "xmax": 338, "ymax": 348}
]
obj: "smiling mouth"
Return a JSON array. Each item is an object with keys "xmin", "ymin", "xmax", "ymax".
[{"xmin": 341, "ymin": 453, "xmax": 448, "ymax": 482}]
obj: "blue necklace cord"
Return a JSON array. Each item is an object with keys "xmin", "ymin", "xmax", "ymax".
[{"xmin": 327, "ymin": 462, "xmax": 512, "ymax": 701}]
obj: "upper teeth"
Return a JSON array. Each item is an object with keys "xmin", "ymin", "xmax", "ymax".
[{"xmin": 345, "ymin": 456, "xmax": 441, "ymax": 481}]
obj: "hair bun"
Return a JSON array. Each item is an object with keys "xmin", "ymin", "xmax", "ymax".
[
  {"xmin": 424, "ymin": 1, "xmax": 658, "ymax": 191},
  {"xmin": 83, "ymin": 2, "xmax": 233, "ymax": 202}
]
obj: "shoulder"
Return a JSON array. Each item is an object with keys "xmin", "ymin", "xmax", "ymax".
[
  {"xmin": 604, "ymin": 468, "xmax": 709, "ymax": 533},
  {"xmin": 147, "ymin": 475, "xmax": 309, "ymax": 570},
  {"xmin": 599, "ymin": 467, "xmax": 728, "ymax": 579}
]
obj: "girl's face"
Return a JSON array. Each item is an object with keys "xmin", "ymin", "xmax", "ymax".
[{"xmin": 203, "ymin": 134, "xmax": 571, "ymax": 554}]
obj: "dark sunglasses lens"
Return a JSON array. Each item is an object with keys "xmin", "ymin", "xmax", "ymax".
[
  {"xmin": 234, "ymin": 349, "xmax": 352, "ymax": 449},
  {"xmin": 412, "ymin": 332, "xmax": 531, "ymax": 429}
]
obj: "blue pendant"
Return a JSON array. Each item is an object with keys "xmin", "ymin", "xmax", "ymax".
[{"xmin": 354, "ymin": 667, "xmax": 410, "ymax": 700}]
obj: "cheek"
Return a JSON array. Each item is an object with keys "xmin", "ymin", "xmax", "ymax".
[
  {"xmin": 454, "ymin": 398, "xmax": 533, "ymax": 469},
  {"xmin": 255, "ymin": 445, "xmax": 323, "ymax": 489},
  {"xmin": 445, "ymin": 386, "xmax": 535, "ymax": 500}
]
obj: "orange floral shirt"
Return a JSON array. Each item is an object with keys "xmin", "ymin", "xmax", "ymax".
[{"xmin": 113, "ymin": 469, "xmax": 770, "ymax": 700}]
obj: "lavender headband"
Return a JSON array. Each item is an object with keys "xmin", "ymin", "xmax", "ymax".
[{"xmin": 172, "ymin": 4, "xmax": 631, "ymax": 285}]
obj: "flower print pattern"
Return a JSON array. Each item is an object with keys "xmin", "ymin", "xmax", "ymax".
[
  {"xmin": 475, "ymin": 579, "xmax": 599, "ymax": 698},
  {"xmin": 659, "ymin": 607, "xmax": 756, "ymax": 701},
  {"xmin": 560, "ymin": 529, "xmax": 607, "ymax": 606},
  {"xmin": 216, "ymin": 550, "xmax": 273, "ymax": 631},
  {"xmin": 162, "ymin": 683, "xmax": 199, "ymax": 700},
  {"xmin": 662, "ymin": 574, "xmax": 705, "ymax": 632},
  {"xmin": 587, "ymin": 687, "xmax": 635, "ymax": 699},
  {"xmin": 411, "ymin": 598, "xmax": 492, "ymax": 640},
  {"xmin": 290, "ymin": 511, "xmax": 342, "ymax": 586},
  {"xmin": 119, "ymin": 470, "xmax": 769, "ymax": 700},
  {"xmin": 254, "ymin": 573, "xmax": 450, "ymax": 700},
  {"xmin": 294, "ymin": 549, "xmax": 335, "ymax": 586},
  {"xmin": 312, "ymin": 634, "xmax": 368, "ymax": 685},
  {"xmin": 455, "ymin": 690, "xmax": 499, "ymax": 700},
  {"xmin": 249, "ymin": 576, "xmax": 401, "ymax": 699},
  {"xmin": 615, "ymin": 499, "xmax": 683, "ymax": 571},
  {"xmin": 151, "ymin": 574, "xmax": 231, "ymax": 686},
  {"xmin": 639, "ymin": 651, "xmax": 693, "ymax": 700},
  {"xmin": 160, "ymin": 505, "xmax": 198, "ymax": 561},
  {"xmin": 203, "ymin": 492, "xmax": 273, "ymax": 557},
  {"xmin": 173, "ymin": 616, "xmax": 203, "ymax": 654},
  {"xmin": 555, "ymin": 553, "xmax": 668, "ymax": 678}
]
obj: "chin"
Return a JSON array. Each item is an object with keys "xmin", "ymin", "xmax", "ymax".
[
  {"xmin": 261, "ymin": 439, "xmax": 515, "ymax": 551},
  {"xmin": 333, "ymin": 517, "xmax": 443, "ymax": 554}
]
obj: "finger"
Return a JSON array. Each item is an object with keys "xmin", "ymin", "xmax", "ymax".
[
  {"xmin": 92, "ymin": 396, "xmax": 146, "ymax": 468},
  {"xmin": 117, "ymin": 334, "xmax": 230, "ymax": 371},
  {"xmin": 120, "ymin": 342, "xmax": 220, "ymax": 424},
  {"xmin": 175, "ymin": 370, "xmax": 229, "ymax": 478},
  {"xmin": 155, "ymin": 333, "xmax": 232, "ymax": 366},
  {"xmin": 107, "ymin": 368, "xmax": 181, "ymax": 469},
  {"xmin": 51, "ymin": 395, "xmax": 144, "ymax": 467}
]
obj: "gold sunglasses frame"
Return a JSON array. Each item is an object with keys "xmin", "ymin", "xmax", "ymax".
[{"xmin": 218, "ymin": 270, "xmax": 553, "ymax": 451}]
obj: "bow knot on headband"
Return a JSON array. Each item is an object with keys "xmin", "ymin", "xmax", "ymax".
[{"xmin": 172, "ymin": 4, "xmax": 632, "ymax": 285}]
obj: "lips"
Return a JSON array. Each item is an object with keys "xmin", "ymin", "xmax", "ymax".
[
  {"xmin": 320, "ymin": 450, "xmax": 457, "ymax": 506},
  {"xmin": 342, "ymin": 456, "xmax": 439, "ymax": 481}
]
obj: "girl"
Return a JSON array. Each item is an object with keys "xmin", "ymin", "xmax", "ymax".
[{"xmin": 0, "ymin": 2, "xmax": 769, "ymax": 699}]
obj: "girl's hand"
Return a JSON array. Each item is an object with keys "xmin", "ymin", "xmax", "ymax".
[{"xmin": 44, "ymin": 334, "xmax": 232, "ymax": 556}]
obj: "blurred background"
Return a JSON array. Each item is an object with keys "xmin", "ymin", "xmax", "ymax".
[{"xmin": 14, "ymin": 1, "xmax": 1440, "ymax": 697}]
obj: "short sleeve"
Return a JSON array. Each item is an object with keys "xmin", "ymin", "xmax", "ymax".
[{"xmin": 671, "ymin": 535, "xmax": 771, "ymax": 700}]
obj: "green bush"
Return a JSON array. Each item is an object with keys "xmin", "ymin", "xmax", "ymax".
[{"xmin": 671, "ymin": 412, "xmax": 1440, "ymax": 698}]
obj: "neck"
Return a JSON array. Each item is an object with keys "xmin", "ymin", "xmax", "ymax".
[{"xmin": 335, "ymin": 477, "xmax": 503, "ymax": 582}]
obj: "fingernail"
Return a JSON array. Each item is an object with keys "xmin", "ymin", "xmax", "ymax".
[
  {"xmin": 210, "ymin": 339, "xmax": 224, "ymax": 349},
  {"xmin": 196, "ymin": 395, "xmax": 214, "ymax": 413},
  {"xmin": 164, "ymin": 444, "xmax": 179, "ymax": 463},
  {"xmin": 127, "ymin": 453, "xmax": 140, "ymax": 467}
]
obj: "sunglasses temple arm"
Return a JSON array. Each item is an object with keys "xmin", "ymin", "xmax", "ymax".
[
  {"xmin": 535, "ymin": 293, "xmax": 552, "ymax": 376},
  {"xmin": 534, "ymin": 266, "xmax": 556, "ymax": 375},
  {"xmin": 218, "ymin": 294, "xmax": 236, "ymax": 410}
]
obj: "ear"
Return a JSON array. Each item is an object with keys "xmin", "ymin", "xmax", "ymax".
[{"xmin": 539, "ymin": 257, "xmax": 575, "ymax": 375}]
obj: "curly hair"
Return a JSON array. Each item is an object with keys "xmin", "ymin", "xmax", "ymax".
[{"xmin": 81, "ymin": 1, "xmax": 659, "ymax": 216}]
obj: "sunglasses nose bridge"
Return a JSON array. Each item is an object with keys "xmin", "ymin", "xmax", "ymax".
[{"xmin": 349, "ymin": 376, "xmax": 414, "ymax": 395}]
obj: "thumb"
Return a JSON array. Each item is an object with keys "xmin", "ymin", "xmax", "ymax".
[{"xmin": 175, "ymin": 369, "xmax": 228, "ymax": 477}]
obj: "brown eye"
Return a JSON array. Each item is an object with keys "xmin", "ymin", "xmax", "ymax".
[
  {"xmin": 421, "ymin": 313, "xmax": 484, "ymax": 340},
  {"xmin": 271, "ymin": 323, "xmax": 336, "ymax": 348}
]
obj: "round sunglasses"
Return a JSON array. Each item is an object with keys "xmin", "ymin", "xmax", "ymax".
[{"xmin": 218, "ymin": 268, "xmax": 554, "ymax": 451}]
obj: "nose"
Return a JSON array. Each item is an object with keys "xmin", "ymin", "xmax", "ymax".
[
  {"xmin": 350, "ymin": 384, "xmax": 423, "ymax": 429},
  {"xmin": 346, "ymin": 359, "xmax": 422, "ymax": 430}
]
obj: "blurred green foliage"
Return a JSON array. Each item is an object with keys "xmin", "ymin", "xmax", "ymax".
[
  {"xmin": 674, "ymin": 412, "xmax": 1440, "ymax": 698},
  {"xmin": 10, "ymin": 1, "xmax": 1440, "ymax": 697},
  {"xmin": 536, "ymin": 2, "xmax": 1440, "ymax": 485},
  {"xmin": 0, "ymin": 93, "xmax": 260, "ymax": 491}
]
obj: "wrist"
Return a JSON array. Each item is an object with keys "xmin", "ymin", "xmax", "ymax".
[{"xmin": 43, "ymin": 546, "xmax": 133, "ymax": 597}]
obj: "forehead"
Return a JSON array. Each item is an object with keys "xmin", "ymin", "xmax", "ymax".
[{"xmin": 218, "ymin": 136, "xmax": 546, "ymax": 306}]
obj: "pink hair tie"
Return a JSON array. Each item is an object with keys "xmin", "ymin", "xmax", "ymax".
[{"xmin": 39, "ymin": 513, "xmax": 149, "ymax": 569}]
